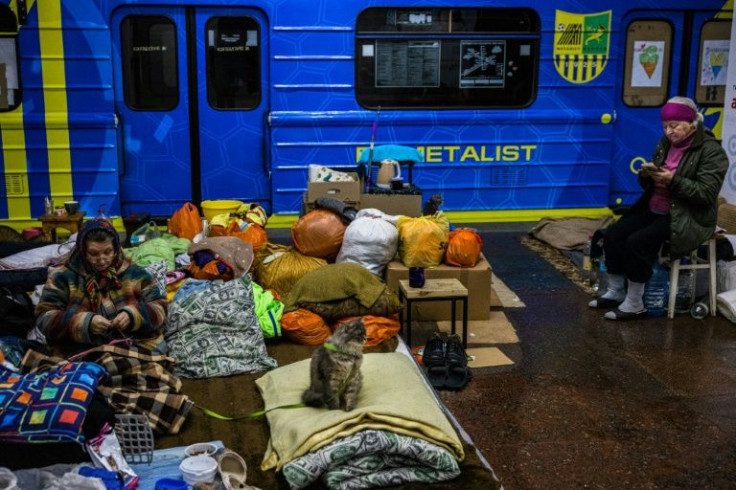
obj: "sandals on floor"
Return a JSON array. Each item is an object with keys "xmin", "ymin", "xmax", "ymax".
[
  {"xmin": 604, "ymin": 307, "xmax": 648, "ymax": 321},
  {"xmin": 427, "ymin": 365, "xmax": 448, "ymax": 390},
  {"xmin": 446, "ymin": 365, "xmax": 473, "ymax": 390},
  {"xmin": 218, "ymin": 449, "xmax": 261, "ymax": 490},
  {"xmin": 588, "ymin": 297, "xmax": 623, "ymax": 309}
]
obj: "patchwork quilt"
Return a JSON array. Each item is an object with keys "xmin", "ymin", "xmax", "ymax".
[{"xmin": 0, "ymin": 361, "xmax": 106, "ymax": 443}]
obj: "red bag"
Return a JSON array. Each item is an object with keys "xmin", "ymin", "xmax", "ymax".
[{"xmin": 168, "ymin": 202, "xmax": 202, "ymax": 240}]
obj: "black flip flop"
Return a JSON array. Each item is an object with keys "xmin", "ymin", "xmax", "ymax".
[
  {"xmin": 427, "ymin": 365, "xmax": 448, "ymax": 390},
  {"xmin": 589, "ymin": 297, "xmax": 623, "ymax": 309},
  {"xmin": 604, "ymin": 307, "xmax": 648, "ymax": 321},
  {"xmin": 445, "ymin": 365, "xmax": 472, "ymax": 390}
]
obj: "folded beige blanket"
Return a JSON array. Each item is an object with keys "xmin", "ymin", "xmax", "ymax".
[{"xmin": 255, "ymin": 352, "xmax": 464, "ymax": 471}]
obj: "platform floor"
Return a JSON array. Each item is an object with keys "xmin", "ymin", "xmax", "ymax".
[
  {"xmin": 273, "ymin": 221, "xmax": 736, "ymax": 489},
  {"xmin": 440, "ymin": 226, "xmax": 736, "ymax": 490}
]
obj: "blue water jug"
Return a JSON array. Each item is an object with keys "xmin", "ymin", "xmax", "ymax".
[{"xmin": 643, "ymin": 262, "xmax": 669, "ymax": 317}]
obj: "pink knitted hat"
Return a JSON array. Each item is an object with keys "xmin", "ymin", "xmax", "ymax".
[{"xmin": 661, "ymin": 101, "xmax": 696, "ymax": 122}]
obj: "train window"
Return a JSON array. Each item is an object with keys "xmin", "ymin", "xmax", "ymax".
[
  {"xmin": 355, "ymin": 7, "xmax": 540, "ymax": 109},
  {"xmin": 695, "ymin": 20, "xmax": 730, "ymax": 107},
  {"xmin": 0, "ymin": 4, "xmax": 20, "ymax": 111},
  {"xmin": 120, "ymin": 15, "xmax": 178, "ymax": 111},
  {"xmin": 205, "ymin": 16, "xmax": 261, "ymax": 110},
  {"xmin": 622, "ymin": 20, "xmax": 672, "ymax": 107}
]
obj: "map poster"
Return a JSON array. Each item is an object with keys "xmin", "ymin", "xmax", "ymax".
[
  {"xmin": 701, "ymin": 39, "xmax": 729, "ymax": 86},
  {"xmin": 631, "ymin": 40, "xmax": 664, "ymax": 87},
  {"xmin": 459, "ymin": 40, "xmax": 506, "ymax": 88}
]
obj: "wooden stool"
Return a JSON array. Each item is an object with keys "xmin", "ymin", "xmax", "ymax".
[
  {"xmin": 40, "ymin": 211, "xmax": 86, "ymax": 242},
  {"xmin": 667, "ymin": 237, "xmax": 717, "ymax": 319},
  {"xmin": 398, "ymin": 278, "xmax": 469, "ymax": 348}
]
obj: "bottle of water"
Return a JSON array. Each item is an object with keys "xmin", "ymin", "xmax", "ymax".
[
  {"xmin": 674, "ymin": 260, "xmax": 696, "ymax": 314},
  {"xmin": 588, "ymin": 255, "xmax": 605, "ymax": 293},
  {"xmin": 643, "ymin": 262, "xmax": 669, "ymax": 317},
  {"xmin": 582, "ymin": 236, "xmax": 592, "ymax": 281}
]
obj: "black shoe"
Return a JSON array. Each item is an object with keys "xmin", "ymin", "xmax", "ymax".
[
  {"xmin": 445, "ymin": 334, "xmax": 468, "ymax": 368},
  {"xmin": 422, "ymin": 333, "xmax": 446, "ymax": 368}
]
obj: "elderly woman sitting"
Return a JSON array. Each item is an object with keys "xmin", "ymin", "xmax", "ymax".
[{"xmin": 35, "ymin": 218, "xmax": 167, "ymax": 356}]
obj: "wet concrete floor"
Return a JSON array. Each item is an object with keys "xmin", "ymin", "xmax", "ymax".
[
  {"xmin": 438, "ymin": 227, "xmax": 736, "ymax": 489},
  {"xmin": 270, "ymin": 223, "xmax": 736, "ymax": 489}
]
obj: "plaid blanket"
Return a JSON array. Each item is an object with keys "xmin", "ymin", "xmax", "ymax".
[{"xmin": 21, "ymin": 345, "xmax": 193, "ymax": 435}]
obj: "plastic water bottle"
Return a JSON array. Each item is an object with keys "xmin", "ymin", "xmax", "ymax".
[
  {"xmin": 582, "ymin": 236, "xmax": 592, "ymax": 281},
  {"xmin": 674, "ymin": 261, "xmax": 696, "ymax": 314},
  {"xmin": 643, "ymin": 262, "xmax": 669, "ymax": 317},
  {"xmin": 590, "ymin": 252, "xmax": 603, "ymax": 291}
]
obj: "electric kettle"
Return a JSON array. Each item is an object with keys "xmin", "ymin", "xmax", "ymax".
[{"xmin": 375, "ymin": 159, "xmax": 402, "ymax": 189}]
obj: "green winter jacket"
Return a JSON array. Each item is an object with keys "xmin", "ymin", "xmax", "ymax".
[{"xmin": 633, "ymin": 125, "xmax": 728, "ymax": 258}]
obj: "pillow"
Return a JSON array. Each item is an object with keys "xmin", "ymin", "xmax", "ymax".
[{"xmin": 144, "ymin": 260, "xmax": 168, "ymax": 297}]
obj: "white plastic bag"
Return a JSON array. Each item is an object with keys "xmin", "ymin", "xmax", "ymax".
[{"xmin": 336, "ymin": 210, "xmax": 398, "ymax": 276}]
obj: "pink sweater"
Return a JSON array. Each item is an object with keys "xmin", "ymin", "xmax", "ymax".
[{"xmin": 649, "ymin": 136, "xmax": 693, "ymax": 214}]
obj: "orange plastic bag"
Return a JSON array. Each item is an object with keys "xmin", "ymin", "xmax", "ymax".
[
  {"xmin": 281, "ymin": 309, "xmax": 331, "ymax": 345},
  {"xmin": 208, "ymin": 221, "xmax": 268, "ymax": 253},
  {"xmin": 168, "ymin": 202, "xmax": 202, "ymax": 240},
  {"xmin": 291, "ymin": 209, "xmax": 346, "ymax": 262},
  {"xmin": 333, "ymin": 315, "xmax": 400, "ymax": 347},
  {"xmin": 445, "ymin": 228, "xmax": 483, "ymax": 267}
]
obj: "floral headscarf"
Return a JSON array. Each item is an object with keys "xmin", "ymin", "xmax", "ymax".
[{"xmin": 71, "ymin": 219, "xmax": 126, "ymax": 309}]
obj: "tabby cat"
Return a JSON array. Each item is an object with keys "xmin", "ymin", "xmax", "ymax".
[{"xmin": 302, "ymin": 318, "xmax": 366, "ymax": 411}]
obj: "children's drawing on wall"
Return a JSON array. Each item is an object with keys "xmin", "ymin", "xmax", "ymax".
[
  {"xmin": 700, "ymin": 39, "xmax": 729, "ymax": 86},
  {"xmin": 631, "ymin": 41, "xmax": 664, "ymax": 87}
]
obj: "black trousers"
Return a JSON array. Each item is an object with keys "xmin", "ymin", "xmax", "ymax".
[{"xmin": 604, "ymin": 208, "xmax": 670, "ymax": 284}]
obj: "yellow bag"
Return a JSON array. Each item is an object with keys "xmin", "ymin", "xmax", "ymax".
[
  {"xmin": 397, "ymin": 213, "xmax": 450, "ymax": 268},
  {"xmin": 254, "ymin": 243, "xmax": 327, "ymax": 297}
]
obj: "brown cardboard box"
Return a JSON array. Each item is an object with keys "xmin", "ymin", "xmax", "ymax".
[
  {"xmin": 361, "ymin": 193, "xmax": 422, "ymax": 217},
  {"xmin": 307, "ymin": 172, "xmax": 361, "ymax": 203},
  {"xmin": 384, "ymin": 253, "xmax": 492, "ymax": 320}
]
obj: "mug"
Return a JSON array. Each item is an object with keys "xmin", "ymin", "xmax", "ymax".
[{"xmin": 409, "ymin": 267, "xmax": 425, "ymax": 288}]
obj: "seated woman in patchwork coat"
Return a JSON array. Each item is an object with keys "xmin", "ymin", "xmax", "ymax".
[{"xmin": 35, "ymin": 218, "xmax": 168, "ymax": 357}]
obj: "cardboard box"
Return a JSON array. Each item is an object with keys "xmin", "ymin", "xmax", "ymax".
[
  {"xmin": 361, "ymin": 193, "xmax": 422, "ymax": 217},
  {"xmin": 385, "ymin": 254, "xmax": 492, "ymax": 321},
  {"xmin": 307, "ymin": 172, "xmax": 361, "ymax": 203}
]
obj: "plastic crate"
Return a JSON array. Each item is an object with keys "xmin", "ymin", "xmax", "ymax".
[{"xmin": 114, "ymin": 414, "xmax": 154, "ymax": 464}]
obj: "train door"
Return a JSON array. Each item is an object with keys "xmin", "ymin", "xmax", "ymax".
[
  {"xmin": 111, "ymin": 6, "xmax": 269, "ymax": 217},
  {"xmin": 610, "ymin": 9, "xmax": 730, "ymax": 209}
]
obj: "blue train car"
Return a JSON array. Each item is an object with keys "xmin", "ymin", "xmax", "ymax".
[{"xmin": 0, "ymin": 0, "xmax": 731, "ymax": 226}]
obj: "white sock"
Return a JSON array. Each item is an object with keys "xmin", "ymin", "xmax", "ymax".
[
  {"xmin": 599, "ymin": 273, "xmax": 625, "ymax": 300},
  {"xmin": 588, "ymin": 273, "xmax": 626, "ymax": 307},
  {"xmin": 618, "ymin": 280, "xmax": 645, "ymax": 313}
]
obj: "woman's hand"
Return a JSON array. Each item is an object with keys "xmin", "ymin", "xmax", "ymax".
[
  {"xmin": 90, "ymin": 315, "xmax": 112, "ymax": 337},
  {"xmin": 650, "ymin": 167, "xmax": 674, "ymax": 186},
  {"xmin": 111, "ymin": 311, "xmax": 131, "ymax": 332}
]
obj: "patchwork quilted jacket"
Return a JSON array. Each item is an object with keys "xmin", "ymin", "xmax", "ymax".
[{"xmin": 35, "ymin": 252, "xmax": 167, "ymax": 356}]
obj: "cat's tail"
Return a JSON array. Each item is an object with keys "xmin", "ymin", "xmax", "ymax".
[{"xmin": 302, "ymin": 388, "xmax": 324, "ymax": 407}]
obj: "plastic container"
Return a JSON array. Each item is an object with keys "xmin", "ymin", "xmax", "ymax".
[
  {"xmin": 155, "ymin": 478, "xmax": 189, "ymax": 490},
  {"xmin": 201, "ymin": 200, "xmax": 244, "ymax": 222},
  {"xmin": 180, "ymin": 455, "xmax": 218, "ymax": 485},
  {"xmin": 644, "ymin": 262, "xmax": 669, "ymax": 317},
  {"xmin": 184, "ymin": 442, "xmax": 218, "ymax": 458}
]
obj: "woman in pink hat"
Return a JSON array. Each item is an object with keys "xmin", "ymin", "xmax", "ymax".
[{"xmin": 589, "ymin": 96, "xmax": 728, "ymax": 320}]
